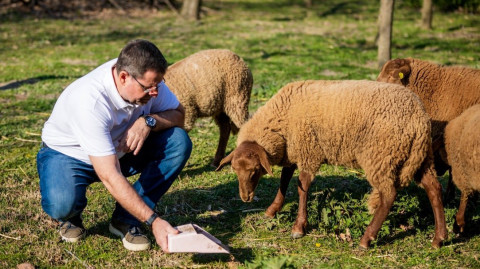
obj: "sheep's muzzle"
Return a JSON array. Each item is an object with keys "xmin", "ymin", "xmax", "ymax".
[{"xmin": 239, "ymin": 189, "xmax": 255, "ymax": 202}]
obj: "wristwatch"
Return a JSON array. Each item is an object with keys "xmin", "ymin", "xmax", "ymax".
[
  {"xmin": 144, "ymin": 115, "xmax": 157, "ymax": 129},
  {"xmin": 145, "ymin": 211, "xmax": 159, "ymax": 226}
]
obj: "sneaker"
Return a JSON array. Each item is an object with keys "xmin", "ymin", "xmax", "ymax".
[
  {"xmin": 59, "ymin": 221, "xmax": 85, "ymax": 243},
  {"xmin": 109, "ymin": 219, "xmax": 151, "ymax": 251}
]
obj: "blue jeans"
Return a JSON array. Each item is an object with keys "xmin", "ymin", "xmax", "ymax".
[{"xmin": 37, "ymin": 127, "xmax": 192, "ymax": 226}]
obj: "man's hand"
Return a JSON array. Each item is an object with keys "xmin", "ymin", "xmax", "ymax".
[
  {"xmin": 117, "ymin": 117, "xmax": 150, "ymax": 155},
  {"xmin": 151, "ymin": 218, "xmax": 180, "ymax": 253},
  {"xmin": 90, "ymin": 154, "xmax": 180, "ymax": 253}
]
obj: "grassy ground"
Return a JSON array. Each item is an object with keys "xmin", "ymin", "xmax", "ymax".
[{"xmin": 1, "ymin": 0, "xmax": 480, "ymax": 268}]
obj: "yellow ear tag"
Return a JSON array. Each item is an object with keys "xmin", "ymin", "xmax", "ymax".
[{"xmin": 398, "ymin": 72, "xmax": 404, "ymax": 79}]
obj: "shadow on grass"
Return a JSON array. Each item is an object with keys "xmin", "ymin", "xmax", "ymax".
[
  {"xmin": 57, "ymin": 172, "xmax": 253, "ymax": 263},
  {"xmin": 376, "ymin": 229, "xmax": 418, "ymax": 247},
  {"xmin": 0, "ymin": 11, "xmax": 150, "ymax": 48},
  {"xmin": 81, "ymin": 168, "xmax": 478, "ymax": 263},
  {"xmin": 449, "ymin": 215, "xmax": 480, "ymax": 244},
  {"xmin": 395, "ymin": 37, "xmax": 479, "ymax": 57},
  {"xmin": 158, "ymin": 180, "xmax": 252, "ymax": 262},
  {"xmin": 319, "ymin": 2, "xmax": 349, "ymax": 17},
  {"xmin": 181, "ymin": 163, "xmax": 218, "ymax": 178},
  {"xmin": 113, "ymin": 171, "xmax": 289, "ymax": 264},
  {"xmin": 0, "ymin": 75, "xmax": 74, "ymax": 91},
  {"xmin": 304, "ymin": 173, "xmax": 457, "ymax": 248},
  {"xmin": 87, "ymin": 221, "xmax": 112, "ymax": 239},
  {"xmin": 147, "ymin": 172, "xmax": 365, "ymax": 262}
]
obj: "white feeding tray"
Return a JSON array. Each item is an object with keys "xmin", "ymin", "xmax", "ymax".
[{"xmin": 168, "ymin": 223, "xmax": 230, "ymax": 253}]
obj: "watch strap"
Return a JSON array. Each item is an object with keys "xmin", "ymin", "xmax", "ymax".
[{"xmin": 145, "ymin": 211, "xmax": 159, "ymax": 226}]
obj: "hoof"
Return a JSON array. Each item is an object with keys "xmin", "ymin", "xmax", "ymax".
[
  {"xmin": 431, "ymin": 237, "xmax": 444, "ymax": 249},
  {"xmin": 358, "ymin": 244, "xmax": 369, "ymax": 251},
  {"xmin": 453, "ymin": 221, "xmax": 464, "ymax": 235},
  {"xmin": 359, "ymin": 235, "xmax": 372, "ymax": 249},
  {"xmin": 264, "ymin": 212, "xmax": 275, "ymax": 218},
  {"xmin": 291, "ymin": 232, "xmax": 304, "ymax": 239},
  {"xmin": 265, "ymin": 209, "xmax": 276, "ymax": 218}
]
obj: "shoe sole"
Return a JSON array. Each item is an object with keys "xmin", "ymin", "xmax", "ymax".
[
  {"xmin": 109, "ymin": 223, "xmax": 150, "ymax": 251},
  {"xmin": 61, "ymin": 232, "xmax": 85, "ymax": 243}
]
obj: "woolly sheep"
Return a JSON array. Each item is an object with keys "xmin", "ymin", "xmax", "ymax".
[
  {"xmin": 443, "ymin": 104, "xmax": 480, "ymax": 234},
  {"xmin": 377, "ymin": 58, "xmax": 480, "ymax": 198},
  {"xmin": 165, "ymin": 49, "xmax": 253, "ymax": 167},
  {"xmin": 217, "ymin": 80, "xmax": 447, "ymax": 249}
]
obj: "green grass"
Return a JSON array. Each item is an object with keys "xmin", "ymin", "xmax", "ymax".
[{"xmin": 1, "ymin": 0, "xmax": 480, "ymax": 268}]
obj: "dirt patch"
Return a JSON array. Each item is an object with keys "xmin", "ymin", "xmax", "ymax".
[
  {"xmin": 60, "ymin": 58, "xmax": 98, "ymax": 66},
  {"xmin": 319, "ymin": 69, "xmax": 344, "ymax": 78},
  {"xmin": 0, "ymin": 0, "xmax": 177, "ymax": 19}
]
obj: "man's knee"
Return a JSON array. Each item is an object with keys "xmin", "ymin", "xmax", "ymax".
[
  {"xmin": 41, "ymin": 192, "xmax": 83, "ymax": 221},
  {"xmin": 168, "ymin": 127, "xmax": 192, "ymax": 158}
]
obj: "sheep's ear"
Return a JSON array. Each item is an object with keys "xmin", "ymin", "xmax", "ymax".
[
  {"xmin": 393, "ymin": 59, "xmax": 412, "ymax": 81},
  {"xmin": 216, "ymin": 151, "xmax": 235, "ymax": 171},
  {"xmin": 258, "ymin": 148, "xmax": 274, "ymax": 177}
]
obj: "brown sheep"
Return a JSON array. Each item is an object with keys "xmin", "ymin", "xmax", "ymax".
[
  {"xmin": 377, "ymin": 58, "xmax": 480, "ymax": 199},
  {"xmin": 217, "ymin": 80, "xmax": 447, "ymax": 249},
  {"xmin": 443, "ymin": 104, "xmax": 480, "ymax": 234},
  {"xmin": 165, "ymin": 49, "xmax": 253, "ymax": 167}
]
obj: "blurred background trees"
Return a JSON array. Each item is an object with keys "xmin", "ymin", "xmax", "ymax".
[
  {"xmin": 1, "ymin": 0, "xmax": 478, "ymax": 69},
  {"xmin": 377, "ymin": 0, "xmax": 395, "ymax": 69},
  {"xmin": 1, "ymin": 0, "xmax": 478, "ymax": 17},
  {"xmin": 180, "ymin": 0, "xmax": 201, "ymax": 20},
  {"xmin": 421, "ymin": 0, "xmax": 433, "ymax": 29}
]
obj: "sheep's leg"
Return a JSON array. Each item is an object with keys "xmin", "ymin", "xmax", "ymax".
[
  {"xmin": 417, "ymin": 164, "xmax": 448, "ymax": 248},
  {"xmin": 266, "ymin": 165, "xmax": 296, "ymax": 217},
  {"xmin": 183, "ymin": 105, "xmax": 196, "ymax": 132},
  {"xmin": 359, "ymin": 187, "xmax": 397, "ymax": 249},
  {"xmin": 212, "ymin": 113, "xmax": 231, "ymax": 167},
  {"xmin": 453, "ymin": 192, "xmax": 468, "ymax": 234},
  {"xmin": 443, "ymin": 169, "xmax": 456, "ymax": 203},
  {"xmin": 292, "ymin": 171, "xmax": 314, "ymax": 239}
]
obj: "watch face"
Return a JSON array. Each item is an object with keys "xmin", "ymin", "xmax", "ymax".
[{"xmin": 145, "ymin": 116, "xmax": 156, "ymax": 127}]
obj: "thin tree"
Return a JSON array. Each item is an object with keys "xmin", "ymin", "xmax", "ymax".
[
  {"xmin": 181, "ymin": 0, "xmax": 202, "ymax": 21},
  {"xmin": 421, "ymin": 0, "xmax": 433, "ymax": 29},
  {"xmin": 377, "ymin": 0, "xmax": 395, "ymax": 69}
]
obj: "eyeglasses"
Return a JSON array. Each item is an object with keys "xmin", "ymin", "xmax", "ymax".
[{"xmin": 132, "ymin": 75, "xmax": 158, "ymax": 93}]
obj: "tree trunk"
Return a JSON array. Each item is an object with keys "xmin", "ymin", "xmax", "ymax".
[
  {"xmin": 181, "ymin": 0, "xmax": 202, "ymax": 21},
  {"xmin": 377, "ymin": 0, "xmax": 394, "ymax": 69},
  {"xmin": 305, "ymin": 0, "xmax": 313, "ymax": 8},
  {"xmin": 421, "ymin": 0, "xmax": 433, "ymax": 30}
]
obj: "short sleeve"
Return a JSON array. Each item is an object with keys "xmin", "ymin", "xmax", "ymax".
[{"xmin": 150, "ymin": 81, "xmax": 180, "ymax": 113}]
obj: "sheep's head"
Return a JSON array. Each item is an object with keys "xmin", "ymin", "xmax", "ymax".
[
  {"xmin": 377, "ymin": 58, "xmax": 412, "ymax": 86},
  {"xmin": 216, "ymin": 141, "xmax": 273, "ymax": 202}
]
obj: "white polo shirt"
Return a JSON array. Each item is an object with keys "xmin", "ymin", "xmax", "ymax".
[{"xmin": 42, "ymin": 58, "xmax": 180, "ymax": 164}]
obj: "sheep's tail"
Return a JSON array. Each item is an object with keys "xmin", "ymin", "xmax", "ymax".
[
  {"xmin": 398, "ymin": 124, "xmax": 432, "ymax": 188},
  {"xmin": 225, "ymin": 67, "xmax": 253, "ymax": 132},
  {"xmin": 368, "ymin": 130, "xmax": 430, "ymax": 215}
]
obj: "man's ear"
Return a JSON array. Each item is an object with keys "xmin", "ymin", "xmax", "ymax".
[
  {"xmin": 216, "ymin": 150, "xmax": 235, "ymax": 171},
  {"xmin": 119, "ymin": 70, "xmax": 129, "ymax": 85},
  {"xmin": 257, "ymin": 147, "xmax": 273, "ymax": 177}
]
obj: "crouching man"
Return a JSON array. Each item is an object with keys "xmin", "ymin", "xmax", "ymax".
[{"xmin": 36, "ymin": 39, "xmax": 192, "ymax": 252}]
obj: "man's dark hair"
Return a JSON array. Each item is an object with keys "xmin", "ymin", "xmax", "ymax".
[{"xmin": 116, "ymin": 39, "xmax": 168, "ymax": 78}]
